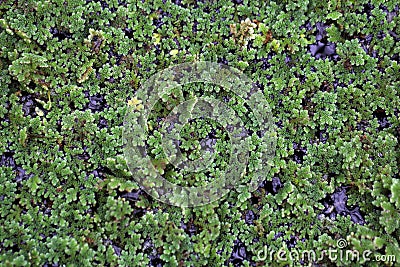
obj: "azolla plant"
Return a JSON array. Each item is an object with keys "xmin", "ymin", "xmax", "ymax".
[{"xmin": 0, "ymin": 0, "xmax": 399, "ymax": 266}]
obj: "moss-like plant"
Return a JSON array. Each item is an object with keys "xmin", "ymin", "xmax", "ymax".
[{"xmin": 0, "ymin": 0, "xmax": 399, "ymax": 266}]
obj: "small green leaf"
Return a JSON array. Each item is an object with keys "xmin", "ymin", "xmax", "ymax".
[
  {"xmin": 374, "ymin": 237, "xmax": 385, "ymax": 249},
  {"xmin": 170, "ymin": 49, "xmax": 179, "ymax": 56},
  {"xmin": 19, "ymin": 127, "xmax": 28, "ymax": 146},
  {"xmin": 327, "ymin": 11, "xmax": 342, "ymax": 20},
  {"xmin": 390, "ymin": 179, "xmax": 400, "ymax": 208},
  {"xmin": 238, "ymin": 191, "xmax": 251, "ymax": 203}
]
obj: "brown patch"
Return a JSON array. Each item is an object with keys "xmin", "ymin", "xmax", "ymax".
[
  {"xmin": 230, "ymin": 24, "xmax": 237, "ymax": 36},
  {"xmin": 264, "ymin": 30, "xmax": 273, "ymax": 44},
  {"xmin": 344, "ymin": 59, "xmax": 352, "ymax": 70}
]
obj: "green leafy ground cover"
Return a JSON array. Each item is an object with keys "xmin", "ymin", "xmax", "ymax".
[{"xmin": 0, "ymin": 0, "xmax": 399, "ymax": 266}]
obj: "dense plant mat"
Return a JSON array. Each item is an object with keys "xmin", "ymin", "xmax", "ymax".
[{"xmin": 0, "ymin": 0, "xmax": 399, "ymax": 266}]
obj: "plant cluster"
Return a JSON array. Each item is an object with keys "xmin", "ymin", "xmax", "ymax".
[{"xmin": 0, "ymin": 0, "xmax": 399, "ymax": 266}]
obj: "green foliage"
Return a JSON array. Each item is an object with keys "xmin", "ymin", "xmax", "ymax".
[
  {"xmin": 8, "ymin": 53, "xmax": 49, "ymax": 93},
  {"xmin": 0, "ymin": 0, "xmax": 399, "ymax": 266}
]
